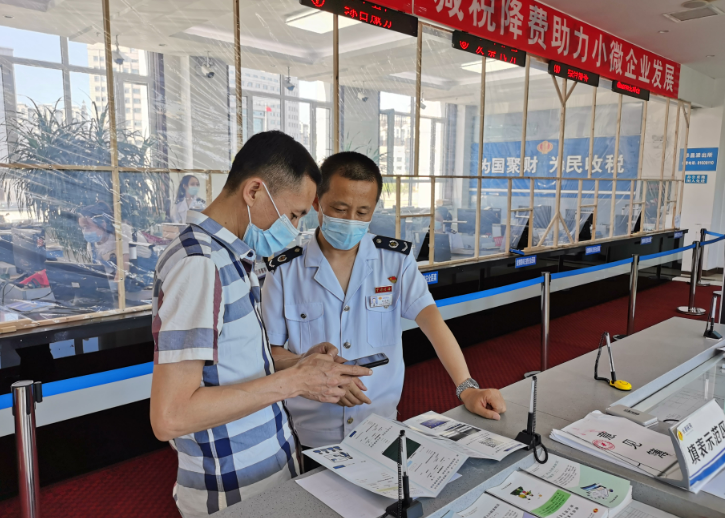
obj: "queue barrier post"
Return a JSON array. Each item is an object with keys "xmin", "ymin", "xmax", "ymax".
[
  {"xmin": 677, "ymin": 241, "xmax": 706, "ymax": 316},
  {"xmin": 540, "ymin": 272, "xmax": 551, "ymax": 372},
  {"xmin": 613, "ymin": 254, "xmax": 639, "ymax": 341},
  {"xmin": 12, "ymin": 380, "xmax": 42, "ymax": 518},
  {"xmin": 697, "ymin": 228, "xmax": 710, "ymax": 287}
]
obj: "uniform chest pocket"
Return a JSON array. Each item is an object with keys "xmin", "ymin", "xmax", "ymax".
[
  {"xmin": 284, "ymin": 303, "xmax": 325, "ymax": 353},
  {"xmin": 365, "ymin": 297, "xmax": 401, "ymax": 348}
]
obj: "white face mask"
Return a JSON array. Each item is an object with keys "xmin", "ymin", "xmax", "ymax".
[{"xmin": 242, "ymin": 183, "xmax": 300, "ymax": 257}]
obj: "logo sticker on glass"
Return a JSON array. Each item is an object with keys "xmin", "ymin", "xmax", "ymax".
[
  {"xmin": 515, "ymin": 256, "xmax": 537, "ymax": 268},
  {"xmin": 641, "ymin": 236, "xmax": 653, "ymax": 245},
  {"xmin": 674, "ymin": 231, "xmax": 683, "ymax": 239},
  {"xmin": 424, "ymin": 272, "xmax": 438, "ymax": 285},
  {"xmin": 585, "ymin": 245, "xmax": 601, "ymax": 255}
]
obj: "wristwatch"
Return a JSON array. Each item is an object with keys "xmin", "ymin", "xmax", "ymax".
[{"xmin": 456, "ymin": 378, "xmax": 479, "ymax": 400}]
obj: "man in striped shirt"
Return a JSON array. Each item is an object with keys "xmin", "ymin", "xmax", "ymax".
[{"xmin": 150, "ymin": 131, "xmax": 371, "ymax": 517}]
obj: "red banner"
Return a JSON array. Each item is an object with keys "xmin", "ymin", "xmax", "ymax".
[{"xmin": 372, "ymin": 0, "xmax": 680, "ymax": 98}]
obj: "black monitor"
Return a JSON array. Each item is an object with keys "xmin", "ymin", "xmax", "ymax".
[
  {"xmin": 12, "ymin": 228, "xmax": 46, "ymax": 274},
  {"xmin": 45, "ymin": 262, "xmax": 115, "ymax": 310}
]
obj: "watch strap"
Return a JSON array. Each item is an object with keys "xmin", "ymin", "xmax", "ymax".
[{"xmin": 456, "ymin": 378, "xmax": 479, "ymax": 400}]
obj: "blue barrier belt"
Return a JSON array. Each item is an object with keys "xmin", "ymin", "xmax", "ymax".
[
  {"xmin": 705, "ymin": 231, "xmax": 725, "ymax": 238},
  {"xmin": 436, "ymin": 275, "xmax": 545, "ymax": 308},
  {"xmin": 0, "ymin": 362, "xmax": 154, "ymax": 410},
  {"xmin": 640, "ymin": 243, "xmax": 696, "ymax": 262},
  {"xmin": 703, "ymin": 235, "xmax": 725, "ymax": 246},
  {"xmin": 551, "ymin": 258, "xmax": 633, "ymax": 281}
]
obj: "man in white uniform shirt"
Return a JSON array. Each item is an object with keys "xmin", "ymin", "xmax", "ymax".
[{"xmin": 261, "ymin": 152, "xmax": 506, "ymax": 467}]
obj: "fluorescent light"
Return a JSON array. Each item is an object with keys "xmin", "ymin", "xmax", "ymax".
[
  {"xmin": 286, "ymin": 11, "xmax": 359, "ymax": 34},
  {"xmin": 460, "ymin": 60, "xmax": 520, "ymax": 74}
]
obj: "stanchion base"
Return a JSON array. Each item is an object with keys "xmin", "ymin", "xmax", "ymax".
[
  {"xmin": 524, "ymin": 371, "xmax": 541, "ymax": 379},
  {"xmin": 677, "ymin": 306, "xmax": 707, "ymax": 316},
  {"xmin": 612, "ymin": 334, "xmax": 627, "ymax": 342}
]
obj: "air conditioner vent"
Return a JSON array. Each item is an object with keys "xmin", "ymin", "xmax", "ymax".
[{"xmin": 664, "ymin": 4, "xmax": 724, "ymax": 22}]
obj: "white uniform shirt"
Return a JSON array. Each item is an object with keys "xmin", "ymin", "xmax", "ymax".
[
  {"xmin": 261, "ymin": 233, "xmax": 435, "ymax": 447},
  {"xmin": 171, "ymin": 197, "xmax": 207, "ymax": 224}
]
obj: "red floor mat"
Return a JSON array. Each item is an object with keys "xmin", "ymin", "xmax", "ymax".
[{"xmin": 0, "ymin": 280, "xmax": 716, "ymax": 517}]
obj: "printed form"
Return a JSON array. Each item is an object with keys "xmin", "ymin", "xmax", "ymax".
[
  {"xmin": 303, "ymin": 414, "xmax": 467, "ymax": 499},
  {"xmin": 405, "ymin": 411, "xmax": 526, "ymax": 461}
]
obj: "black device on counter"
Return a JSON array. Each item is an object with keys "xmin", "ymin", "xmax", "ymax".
[{"xmin": 343, "ymin": 353, "xmax": 389, "ymax": 369}]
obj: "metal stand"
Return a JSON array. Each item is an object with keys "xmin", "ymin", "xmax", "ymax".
[
  {"xmin": 525, "ymin": 272, "xmax": 550, "ymax": 378},
  {"xmin": 697, "ymin": 228, "xmax": 710, "ymax": 287},
  {"xmin": 704, "ymin": 291, "xmax": 722, "ymax": 340},
  {"xmin": 514, "ymin": 376, "xmax": 548, "ymax": 464},
  {"xmin": 385, "ymin": 431, "xmax": 423, "ymax": 518},
  {"xmin": 614, "ymin": 254, "xmax": 639, "ymax": 341},
  {"xmin": 678, "ymin": 241, "xmax": 706, "ymax": 316},
  {"xmin": 12, "ymin": 380, "xmax": 43, "ymax": 518}
]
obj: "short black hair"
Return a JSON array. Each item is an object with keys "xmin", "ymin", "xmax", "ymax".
[
  {"xmin": 224, "ymin": 131, "xmax": 321, "ymax": 194},
  {"xmin": 318, "ymin": 152, "xmax": 382, "ymax": 202},
  {"xmin": 79, "ymin": 201, "xmax": 114, "ymax": 234}
]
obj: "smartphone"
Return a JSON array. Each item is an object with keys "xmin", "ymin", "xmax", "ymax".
[{"xmin": 343, "ymin": 353, "xmax": 389, "ymax": 369}]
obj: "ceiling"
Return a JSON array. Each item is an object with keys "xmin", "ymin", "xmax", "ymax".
[{"xmin": 541, "ymin": 0, "xmax": 725, "ymax": 78}]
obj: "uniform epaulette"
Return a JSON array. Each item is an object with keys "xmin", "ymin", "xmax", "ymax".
[
  {"xmin": 264, "ymin": 246, "xmax": 304, "ymax": 272},
  {"xmin": 373, "ymin": 235, "xmax": 412, "ymax": 256}
]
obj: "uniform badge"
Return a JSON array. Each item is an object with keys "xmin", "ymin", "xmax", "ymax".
[
  {"xmin": 278, "ymin": 254, "xmax": 287, "ymax": 263},
  {"xmin": 370, "ymin": 294, "xmax": 393, "ymax": 309},
  {"xmin": 389, "ymin": 240, "xmax": 399, "ymax": 249},
  {"xmin": 388, "ymin": 276, "xmax": 397, "ymax": 284},
  {"xmin": 375, "ymin": 286, "xmax": 392, "ymax": 293}
]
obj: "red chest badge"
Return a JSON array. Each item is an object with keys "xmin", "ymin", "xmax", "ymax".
[{"xmin": 375, "ymin": 285, "xmax": 393, "ymax": 294}]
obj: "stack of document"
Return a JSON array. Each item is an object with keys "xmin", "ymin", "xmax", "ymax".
[
  {"xmin": 550, "ymin": 411, "xmax": 680, "ymax": 479},
  {"xmin": 405, "ymin": 411, "xmax": 526, "ymax": 461}
]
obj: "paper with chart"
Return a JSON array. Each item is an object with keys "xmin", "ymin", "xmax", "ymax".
[
  {"xmin": 303, "ymin": 414, "xmax": 467, "ymax": 499},
  {"xmin": 486, "ymin": 471, "xmax": 610, "ymax": 518},
  {"xmin": 525, "ymin": 454, "xmax": 631, "ymax": 508},
  {"xmin": 405, "ymin": 411, "xmax": 526, "ymax": 461},
  {"xmin": 452, "ymin": 492, "xmax": 536, "ymax": 518},
  {"xmin": 551, "ymin": 411, "xmax": 679, "ymax": 478}
]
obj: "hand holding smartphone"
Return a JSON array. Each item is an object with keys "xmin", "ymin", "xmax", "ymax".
[{"xmin": 342, "ymin": 353, "xmax": 389, "ymax": 369}]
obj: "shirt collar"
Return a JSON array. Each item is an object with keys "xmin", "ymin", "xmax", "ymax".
[{"xmin": 186, "ymin": 211, "xmax": 255, "ymax": 261}]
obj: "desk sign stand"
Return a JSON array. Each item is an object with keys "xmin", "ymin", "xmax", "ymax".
[
  {"xmin": 385, "ymin": 430, "xmax": 423, "ymax": 518},
  {"xmin": 661, "ymin": 399, "xmax": 725, "ymax": 493},
  {"xmin": 594, "ymin": 332, "xmax": 632, "ymax": 391}
]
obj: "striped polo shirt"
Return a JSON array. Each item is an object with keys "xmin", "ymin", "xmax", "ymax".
[{"xmin": 152, "ymin": 211, "xmax": 298, "ymax": 516}]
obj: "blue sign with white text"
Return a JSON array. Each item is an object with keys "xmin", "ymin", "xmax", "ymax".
[
  {"xmin": 685, "ymin": 174, "xmax": 708, "ymax": 184},
  {"xmin": 674, "ymin": 231, "xmax": 683, "ymax": 239},
  {"xmin": 641, "ymin": 236, "xmax": 653, "ymax": 245},
  {"xmin": 585, "ymin": 245, "xmax": 601, "ymax": 255},
  {"xmin": 424, "ymin": 272, "xmax": 439, "ymax": 285},
  {"xmin": 515, "ymin": 256, "xmax": 537, "ymax": 268},
  {"xmin": 680, "ymin": 148, "xmax": 718, "ymax": 172}
]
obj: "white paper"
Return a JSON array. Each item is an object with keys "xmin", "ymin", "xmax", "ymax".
[
  {"xmin": 303, "ymin": 414, "xmax": 467, "ymax": 499},
  {"xmin": 405, "ymin": 411, "xmax": 526, "ymax": 461},
  {"xmin": 486, "ymin": 471, "xmax": 609, "ymax": 518},
  {"xmin": 453, "ymin": 492, "xmax": 535, "ymax": 518},
  {"xmin": 555, "ymin": 412, "xmax": 678, "ymax": 478},
  {"xmin": 296, "ymin": 469, "xmax": 396, "ymax": 518},
  {"xmin": 615, "ymin": 501, "xmax": 680, "ymax": 518}
]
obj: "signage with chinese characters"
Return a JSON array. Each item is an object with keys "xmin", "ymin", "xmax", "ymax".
[
  {"xmin": 515, "ymin": 255, "xmax": 537, "ymax": 268},
  {"xmin": 452, "ymin": 30, "xmax": 525, "ymax": 66},
  {"xmin": 674, "ymin": 231, "xmax": 683, "ymax": 239},
  {"xmin": 685, "ymin": 174, "xmax": 708, "ymax": 184},
  {"xmin": 670, "ymin": 400, "xmax": 725, "ymax": 490},
  {"xmin": 585, "ymin": 245, "xmax": 601, "ymax": 255},
  {"xmin": 299, "ymin": 0, "xmax": 418, "ymax": 37},
  {"xmin": 641, "ymin": 236, "xmax": 652, "ymax": 245},
  {"xmin": 680, "ymin": 148, "xmax": 718, "ymax": 172},
  {"xmin": 548, "ymin": 60, "xmax": 599, "ymax": 87},
  {"xmin": 370, "ymin": 0, "xmax": 680, "ymax": 98},
  {"xmin": 424, "ymin": 271, "xmax": 439, "ymax": 284},
  {"xmin": 612, "ymin": 80, "xmax": 650, "ymax": 101}
]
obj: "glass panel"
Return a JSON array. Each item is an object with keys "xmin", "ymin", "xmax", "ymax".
[
  {"xmin": 663, "ymin": 100, "xmax": 678, "ymax": 181},
  {"xmin": 286, "ymin": 100, "xmax": 311, "ymax": 153},
  {"xmin": 339, "ymin": 19, "xmax": 417, "ymax": 173},
  {"xmin": 643, "ymin": 181, "xmax": 659, "ymax": 231},
  {"xmin": 0, "ymin": 26, "xmax": 61, "ymax": 62},
  {"xmin": 641, "ymin": 96, "xmax": 667, "ymax": 179},
  {"xmin": 253, "ymin": 97, "xmax": 281, "ymax": 134},
  {"xmin": 676, "ymin": 104, "xmax": 689, "ymax": 182},
  {"xmin": 479, "ymin": 178, "xmax": 506, "ymax": 256},
  {"xmin": 316, "ymin": 107, "xmax": 331, "ymax": 163},
  {"xmin": 369, "ymin": 177, "xmax": 396, "ymax": 238},
  {"xmin": 613, "ymin": 180, "xmax": 632, "ymax": 237},
  {"xmin": 122, "ymin": 82, "xmax": 150, "ymax": 143},
  {"xmin": 579, "ymin": 179, "xmax": 596, "ymax": 241},
  {"xmin": 70, "ymin": 71, "xmax": 109, "ymax": 124},
  {"xmin": 525, "ymin": 60, "xmax": 561, "ymax": 180}
]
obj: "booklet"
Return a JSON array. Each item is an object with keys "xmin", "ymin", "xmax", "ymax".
[
  {"xmin": 524, "ymin": 454, "xmax": 632, "ymax": 513},
  {"xmin": 303, "ymin": 414, "xmax": 467, "ymax": 499},
  {"xmin": 405, "ymin": 411, "xmax": 526, "ymax": 461},
  {"xmin": 551, "ymin": 411, "xmax": 679, "ymax": 478},
  {"xmin": 487, "ymin": 471, "xmax": 611, "ymax": 518},
  {"xmin": 453, "ymin": 492, "xmax": 536, "ymax": 518}
]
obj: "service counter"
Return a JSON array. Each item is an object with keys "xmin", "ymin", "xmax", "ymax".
[{"xmin": 218, "ymin": 317, "xmax": 725, "ymax": 518}]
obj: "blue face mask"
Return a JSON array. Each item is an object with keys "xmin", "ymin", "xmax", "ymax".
[
  {"xmin": 83, "ymin": 230, "xmax": 102, "ymax": 243},
  {"xmin": 243, "ymin": 183, "xmax": 300, "ymax": 258},
  {"xmin": 187, "ymin": 186, "xmax": 199, "ymax": 197},
  {"xmin": 320, "ymin": 209, "xmax": 371, "ymax": 250}
]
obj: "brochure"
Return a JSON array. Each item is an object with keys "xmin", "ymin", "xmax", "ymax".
[
  {"xmin": 551, "ymin": 411, "xmax": 679, "ymax": 478},
  {"xmin": 524, "ymin": 454, "xmax": 631, "ymax": 509},
  {"xmin": 453, "ymin": 492, "xmax": 536, "ymax": 518},
  {"xmin": 405, "ymin": 411, "xmax": 526, "ymax": 461},
  {"xmin": 303, "ymin": 414, "xmax": 467, "ymax": 499},
  {"xmin": 487, "ymin": 471, "xmax": 610, "ymax": 518}
]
